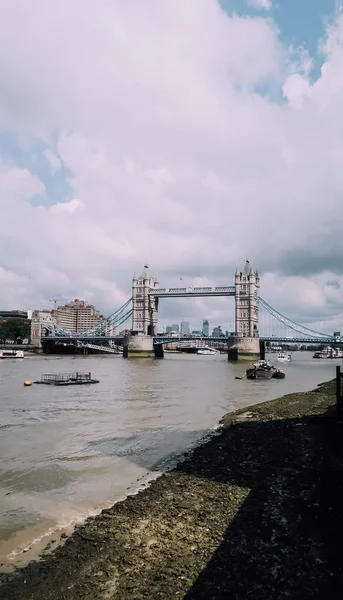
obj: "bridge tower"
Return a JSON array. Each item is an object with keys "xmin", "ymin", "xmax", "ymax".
[
  {"xmin": 131, "ymin": 264, "xmax": 159, "ymax": 336},
  {"xmin": 235, "ymin": 259, "xmax": 260, "ymax": 337}
]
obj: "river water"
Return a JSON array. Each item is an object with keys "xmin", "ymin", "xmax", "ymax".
[{"xmin": 0, "ymin": 351, "xmax": 339, "ymax": 569}]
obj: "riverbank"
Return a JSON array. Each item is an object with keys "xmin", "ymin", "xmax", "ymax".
[{"xmin": 1, "ymin": 379, "xmax": 342, "ymax": 599}]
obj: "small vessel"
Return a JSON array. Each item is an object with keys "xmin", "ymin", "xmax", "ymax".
[
  {"xmin": 197, "ymin": 348, "xmax": 216, "ymax": 355},
  {"xmin": 0, "ymin": 349, "xmax": 25, "ymax": 359},
  {"xmin": 246, "ymin": 359, "xmax": 275, "ymax": 380},
  {"xmin": 179, "ymin": 345, "xmax": 199, "ymax": 354},
  {"xmin": 313, "ymin": 346, "xmax": 343, "ymax": 359},
  {"xmin": 34, "ymin": 371, "xmax": 99, "ymax": 386},
  {"xmin": 272, "ymin": 368, "xmax": 286, "ymax": 379},
  {"xmin": 246, "ymin": 359, "xmax": 286, "ymax": 380},
  {"xmin": 276, "ymin": 352, "xmax": 291, "ymax": 362}
]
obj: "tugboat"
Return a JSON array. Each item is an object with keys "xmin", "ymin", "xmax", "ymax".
[
  {"xmin": 34, "ymin": 371, "xmax": 99, "ymax": 386},
  {"xmin": 246, "ymin": 359, "xmax": 285, "ymax": 380}
]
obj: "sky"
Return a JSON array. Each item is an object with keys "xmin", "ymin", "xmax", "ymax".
[{"xmin": 0, "ymin": 0, "xmax": 343, "ymax": 333}]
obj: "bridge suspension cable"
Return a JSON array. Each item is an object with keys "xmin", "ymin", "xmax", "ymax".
[{"xmin": 258, "ymin": 296, "xmax": 332, "ymax": 339}]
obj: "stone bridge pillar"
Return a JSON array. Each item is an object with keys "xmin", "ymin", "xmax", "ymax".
[
  {"xmin": 230, "ymin": 260, "xmax": 260, "ymax": 360},
  {"xmin": 30, "ymin": 321, "xmax": 42, "ymax": 348},
  {"xmin": 30, "ymin": 310, "xmax": 57, "ymax": 350},
  {"xmin": 131, "ymin": 264, "xmax": 159, "ymax": 336}
]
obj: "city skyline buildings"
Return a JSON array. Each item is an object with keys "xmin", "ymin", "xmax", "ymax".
[{"xmin": 163, "ymin": 319, "xmax": 229, "ymax": 337}]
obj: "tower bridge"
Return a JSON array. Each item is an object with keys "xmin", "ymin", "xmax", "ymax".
[
  {"xmin": 32, "ymin": 259, "xmax": 339, "ymax": 359},
  {"xmin": 131, "ymin": 261, "xmax": 259, "ymax": 342}
]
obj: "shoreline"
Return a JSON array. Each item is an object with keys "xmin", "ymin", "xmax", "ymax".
[
  {"xmin": 1, "ymin": 378, "xmax": 342, "ymax": 598},
  {"xmin": 0, "ymin": 423, "xmax": 223, "ymax": 573}
]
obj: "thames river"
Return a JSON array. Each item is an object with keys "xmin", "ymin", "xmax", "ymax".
[{"xmin": 0, "ymin": 351, "xmax": 339, "ymax": 569}]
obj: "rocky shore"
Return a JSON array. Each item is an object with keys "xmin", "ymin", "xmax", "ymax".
[{"xmin": 1, "ymin": 380, "xmax": 342, "ymax": 599}]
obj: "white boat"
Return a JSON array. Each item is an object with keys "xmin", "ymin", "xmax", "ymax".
[
  {"xmin": 276, "ymin": 352, "xmax": 291, "ymax": 362},
  {"xmin": 197, "ymin": 348, "xmax": 216, "ymax": 355},
  {"xmin": 0, "ymin": 349, "xmax": 25, "ymax": 359},
  {"xmin": 313, "ymin": 346, "xmax": 343, "ymax": 359}
]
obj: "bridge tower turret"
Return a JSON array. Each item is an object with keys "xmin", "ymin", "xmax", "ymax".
[
  {"xmin": 235, "ymin": 259, "xmax": 259, "ymax": 337},
  {"xmin": 131, "ymin": 265, "xmax": 159, "ymax": 335}
]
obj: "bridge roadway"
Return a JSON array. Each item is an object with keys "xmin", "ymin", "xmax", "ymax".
[
  {"xmin": 147, "ymin": 286, "xmax": 235, "ymax": 298},
  {"xmin": 42, "ymin": 335, "xmax": 338, "ymax": 345}
]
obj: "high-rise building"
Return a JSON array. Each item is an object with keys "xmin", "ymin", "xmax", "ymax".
[
  {"xmin": 52, "ymin": 299, "xmax": 104, "ymax": 332},
  {"xmin": 166, "ymin": 324, "xmax": 179, "ymax": 333},
  {"xmin": 202, "ymin": 319, "xmax": 209, "ymax": 336},
  {"xmin": 212, "ymin": 325, "xmax": 223, "ymax": 337},
  {"xmin": 181, "ymin": 321, "xmax": 190, "ymax": 335}
]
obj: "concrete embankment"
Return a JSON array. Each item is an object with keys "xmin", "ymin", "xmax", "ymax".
[{"xmin": 1, "ymin": 380, "xmax": 342, "ymax": 599}]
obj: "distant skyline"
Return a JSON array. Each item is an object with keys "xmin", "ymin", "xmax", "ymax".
[{"xmin": 1, "ymin": 0, "xmax": 343, "ymax": 334}]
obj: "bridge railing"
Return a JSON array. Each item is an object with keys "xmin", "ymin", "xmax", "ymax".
[{"xmin": 149, "ymin": 286, "xmax": 235, "ymax": 295}]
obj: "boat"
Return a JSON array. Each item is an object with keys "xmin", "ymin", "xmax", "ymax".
[
  {"xmin": 313, "ymin": 350, "xmax": 326, "ymax": 359},
  {"xmin": 272, "ymin": 368, "xmax": 286, "ymax": 379},
  {"xmin": 246, "ymin": 359, "xmax": 286, "ymax": 380},
  {"xmin": 197, "ymin": 348, "xmax": 216, "ymax": 355},
  {"xmin": 34, "ymin": 371, "xmax": 99, "ymax": 386},
  {"xmin": 276, "ymin": 352, "xmax": 291, "ymax": 362},
  {"xmin": 313, "ymin": 346, "xmax": 343, "ymax": 359},
  {"xmin": 0, "ymin": 349, "xmax": 25, "ymax": 359},
  {"xmin": 178, "ymin": 345, "xmax": 200, "ymax": 354},
  {"xmin": 246, "ymin": 359, "xmax": 275, "ymax": 380}
]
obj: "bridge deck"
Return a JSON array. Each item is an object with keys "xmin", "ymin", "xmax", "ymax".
[
  {"xmin": 41, "ymin": 335, "xmax": 337, "ymax": 344},
  {"xmin": 148, "ymin": 286, "xmax": 235, "ymax": 298}
]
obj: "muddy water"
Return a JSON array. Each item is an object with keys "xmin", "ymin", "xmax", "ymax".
[{"xmin": 0, "ymin": 351, "xmax": 338, "ymax": 569}]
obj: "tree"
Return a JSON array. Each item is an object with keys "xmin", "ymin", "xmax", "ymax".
[{"xmin": 0, "ymin": 318, "xmax": 30, "ymax": 343}]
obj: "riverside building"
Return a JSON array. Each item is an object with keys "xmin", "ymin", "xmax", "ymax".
[{"xmin": 52, "ymin": 299, "xmax": 104, "ymax": 332}]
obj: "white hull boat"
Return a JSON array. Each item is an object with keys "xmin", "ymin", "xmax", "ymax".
[
  {"xmin": 0, "ymin": 349, "xmax": 25, "ymax": 359},
  {"xmin": 276, "ymin": 352, "xmax": 291, "ymax": 363}
]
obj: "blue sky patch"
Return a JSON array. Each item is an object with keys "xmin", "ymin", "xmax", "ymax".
[
  {"xmin": 0, "ymin": 129, "xmax": 73, "ymax": 207},
  {"xmin": 220, "ymin": 0, "xmax": 336, "ymax": 80}
]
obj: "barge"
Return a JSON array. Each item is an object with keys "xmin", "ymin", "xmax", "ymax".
[{"xmin": 34, "ymin": 371, "xmax": 100, "ymax": 386}]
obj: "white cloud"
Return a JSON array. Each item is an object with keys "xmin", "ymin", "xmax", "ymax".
[
  {"xmin": 247, "ymin": 0, "xmax": 272, "ymax": 11},
  {"xmin": 50, "ymin": 198, "xmax": 82, "ymax": 214},
  {"xmin": 0, "ymin": 1, "xmax": 343, "ymax": 333},
  {"xmin": 0, "ymin": 163, "xmax": 45, "ymax": 198}
]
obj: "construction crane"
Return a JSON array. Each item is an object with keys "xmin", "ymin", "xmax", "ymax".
[{"xmin": 49, "ymin": 298, "xmax": 70, "ymax": 310}]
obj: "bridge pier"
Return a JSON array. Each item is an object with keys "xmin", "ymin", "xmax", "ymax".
[
  {"xmin": 123, "ymin": 334, "xmax": 156, "ymax": 358},
  {"xmin": 227, "ymin": 336, "xmax": 260, "ymax": 361},
  {"xmin": 154, "ymin": 344, "xmax": 164, "ymax": 359}
]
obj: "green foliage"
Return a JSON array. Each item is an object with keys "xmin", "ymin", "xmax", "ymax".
[{"xmin": 0, "ymin": 318, "xmax": 30, "ymax": 343}]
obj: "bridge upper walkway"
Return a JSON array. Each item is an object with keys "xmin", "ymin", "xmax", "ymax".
[{"xmin": 147, "ymin": 286, "xmax": 235, "ymax": 298}]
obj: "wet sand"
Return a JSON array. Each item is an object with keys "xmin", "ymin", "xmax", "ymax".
[{"xmin": 1, "ymin": 379, "xmax": 342, "ymax": 599}]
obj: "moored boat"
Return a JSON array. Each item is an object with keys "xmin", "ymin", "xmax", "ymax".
[
  {"xmin": 272, "ymin": 368, "xmax": 286, "ymax": 379},
  {"xmin": 0, "ymin": 349, "xmax": 25, "ymax": 359},
  {"xmin": 246, "ymin": 359, "xmax": 275, "ymax": 380},
  {"xmin": 197, "ymin": 348, "xmax": 216, "ymax": 355},
  {"xmin": 313, "ymin": 346, "xmax": 343, "ymax": 359},
  {"xmin": 246, "ymin": 359, "xmax": 286, "ymax": 380}
]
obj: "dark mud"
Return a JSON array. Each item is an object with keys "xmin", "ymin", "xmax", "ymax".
[{"xmin": 1, "ymin": 379, "xmax": 342, "ymax": 599}]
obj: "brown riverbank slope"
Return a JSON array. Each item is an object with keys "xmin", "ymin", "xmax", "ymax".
[{"xmin": 1, "ymin": 380, "xmax": 342, "ymax": 599}]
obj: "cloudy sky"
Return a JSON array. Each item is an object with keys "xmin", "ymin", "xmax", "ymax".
[{"xmin": 0, "ymin": 0, "xmax": 342, "ymax": 334}]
